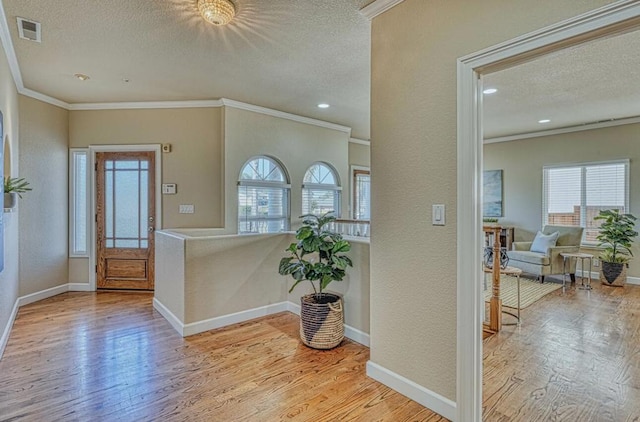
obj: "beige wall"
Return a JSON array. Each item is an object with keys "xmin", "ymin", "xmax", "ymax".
[
  {"xmin": 69, "ymin": 107, "xmax": 224, "ymax": 229},
  {"xmin": 223, "ymin": 107, "xmax": 350, "ymax": 233},
  {"xmin": 370, "ymin": 0, "xmax": 614, "ymax": 402},
  {"xmin": 0, "ymin": 38, "xmax": 20, "ymax": 350},
  {"xmin": 349, "ymin": 142, "xmax": 370, "ymax": 168},
  {"xmin": 484, "ymin": 123, "xmax": 640, "ymax": 277},
  {"xmin": 18, "ymin": 96, "xmax": 69, "ymax": 295}
]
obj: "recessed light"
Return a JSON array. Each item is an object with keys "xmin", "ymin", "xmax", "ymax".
[
  {"xmin": 538, "ymin": 119, "xmax": 551, "ymax": 124},
  {"xmin": 317, "ymin": 103, "xmax": 330, "ymax": 109},
  {"xmin": 483, "ymin": 88, "xmax": 498, "ymax": 95},
  {"xmin": 74, "ymin": 73, "xmax": 90, "ymax": 81},
  {"xmin": 122, "ymin": 78, "xmax": 130, "ymax": 83}
]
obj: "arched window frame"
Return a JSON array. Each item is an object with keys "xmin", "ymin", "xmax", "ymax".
[
  {"xmin": 238, "ymin": 156, "xmax": 290, "ymax": 234},
  {"xmin": 302, "ymin": 162, "xmax": 342, "ymax": 217}
]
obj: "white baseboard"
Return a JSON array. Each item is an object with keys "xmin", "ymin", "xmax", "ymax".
[
  {"xmin": 626, "ymin": 276, "xmax": 640, "ymax": 285},
  {"xmin": 17, "ymin": 284, "xmax": 69, "ymax": 307},
  {"xmin": 68, "ymin": 283, "xmax": 92, "ymax": 291},
  {"xmin": 183, "ymin": 302, "xmax": 289, "ymax": 337},
  {"xmin": 152, "ymin": 298, "xmax": 185, "ymax": 335},
  {"xmin": 0, "ymin": 299, "xmax": 19, "ymax": 360},
  {"xmin": 366, "ymin": 361, "xmax": 456, "ymax": 421},
  {"xmin": 286, "ymin": 301, "xmax": 370, "ymax": 347}
]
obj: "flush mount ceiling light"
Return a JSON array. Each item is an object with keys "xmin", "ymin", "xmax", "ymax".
[
  {"xmin": 483, "ymin": 88, "xmax": 498, "ymax": 94},
  {"xmin": 198, "ymin": 0, "xmax": 236, "ymax": 26},
  {"xmin": 538, "ymin": 119, "xmax": 551, "ymax": 124},
  {"xmin": 74, "ymin": 73, "xmax": 90, "ymax": 81},
  {"xmin": 317, "ymin": 103, "xmax": 330, "ymax": 109}
]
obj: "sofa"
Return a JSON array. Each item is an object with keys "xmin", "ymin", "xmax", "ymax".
[{"xmin": 507, "ymin": 225, "xmax": 584, "ymax": 282}]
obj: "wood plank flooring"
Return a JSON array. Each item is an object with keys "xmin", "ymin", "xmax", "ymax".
[
  {"xmin": 0, "ymin": 292, "xmax": 444, "ymax": 421},
  {"xmin": 483, "ymin": 279, "xmax": 640, "ymax": 421}
]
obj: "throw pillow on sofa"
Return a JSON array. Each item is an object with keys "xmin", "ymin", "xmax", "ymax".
[{"xmin": 530, "ymin": 231, "xmax": 559, "ymax": 254}]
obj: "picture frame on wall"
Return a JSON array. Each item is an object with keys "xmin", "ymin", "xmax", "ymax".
[{"xmin": 483, "ymin": 169, "xmax": 503, "ymax": 218}]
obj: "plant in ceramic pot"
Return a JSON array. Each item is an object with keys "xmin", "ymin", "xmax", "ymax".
[
  {"xmin": 279, "ymin": 212, "xmax": 353, "ymax": 349},
  {"xmin": 4, "ymin": 177, "xmax": 32, "ymax": 209},
  {"xmin": 595, "ymin": 209, "xmax": 638, "ymax": 287}
]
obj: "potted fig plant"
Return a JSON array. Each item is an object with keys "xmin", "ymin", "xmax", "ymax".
[
  {"xmin": 4, "ymin": 176, "xmax": 32, "ymax": 209},
  {"xmin": 595, "ymin": 209, "xmax": 638, "ymax": 287},
  {"xmin": 279, "ymin": 212, "xmax": 353, "ymax": 349}
]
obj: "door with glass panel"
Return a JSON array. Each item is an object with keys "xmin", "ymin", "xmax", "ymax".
[{"xmin": 96, "ymin": 151, "xmax": 155, "ymax": 290}]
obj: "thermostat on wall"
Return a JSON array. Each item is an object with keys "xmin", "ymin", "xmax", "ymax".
[{"xmin": 162, "ymin": 183, "xmax": 177, "ymax": 195}]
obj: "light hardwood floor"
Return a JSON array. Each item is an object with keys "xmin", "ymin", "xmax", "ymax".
[
  {"xmin": 0, "ymin": 292, "xmax": 444, "ymax": 421},
  {"xmin": 483, "ymin": 278, "xmax": 640, "ymax": 421}
]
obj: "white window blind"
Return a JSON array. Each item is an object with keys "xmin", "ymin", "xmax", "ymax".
[
  {"xmin": 69, "ymin": 149, "xmax": 89, "ymax": 256},
  {"xmin": 353, "ymin": 170, "xmax": 370, "ymax": 220},
  {"xmin": 238, "ymin": 157, "xmax": 290, "ymax": 234},
  {"xmin": 302, "ymin": 163, "xmax": 341, "ymax": 216},
  {"xmin": 543, "ymin": 160, "xmax": 628, "ymax": 243}
]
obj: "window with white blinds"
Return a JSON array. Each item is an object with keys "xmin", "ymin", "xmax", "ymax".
[
  {"xmin": 543, "ymin": 160, "xmax": 629, "ymax": 243},
  {"xmin": 69, "ymin": 149, "xmax": 89, "ymax": 257},
  {"xmin": 353, "ymin": 169, "xmax": 370, "ymax": 220},
  {"xmin": 238, "ymin": 156, "xmax": 290, "ymax": 234},
  {"xmin": 302, "ymin": 162, "xmax": 341, "ymax": 216}
]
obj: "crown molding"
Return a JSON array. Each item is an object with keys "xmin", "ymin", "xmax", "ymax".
[
  {"xmin": 68, "ymin": 99, "xmax": 223, "ymax": 111},
  {"xmin": 349, "ymin": 137, "xmax": 370, "ymax": 146},
  {"xmin": 360, "ymin": 0, "xmax": 406, "ymax": 20},
  {"xmin": 484, "ymin": 115, "xmax": 640, "ymax": 144},
  {"xmin": 20, "ymin": 87, "xmax": 70, "ymax": 109},
  {"xmin": 221, "ymin": 98, "xmax": 352, "ymax": 134}
]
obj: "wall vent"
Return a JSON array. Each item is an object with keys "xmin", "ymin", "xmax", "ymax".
[{"xmin": 17, "ymin": 17, "xmax": 41, "ymax": 43}]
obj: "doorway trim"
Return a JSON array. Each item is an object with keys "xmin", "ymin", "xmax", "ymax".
[
  {"xmin": 88, "ymin": 144, "xmax": 162, "ymax": 291},
  {"xmin": 456, "ymin": 2, "xmax": 640, "ymax": 421}
]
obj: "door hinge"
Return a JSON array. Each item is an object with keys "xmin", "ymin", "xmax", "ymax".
[
  {"xmin": 95, "ymin": 264, "xmax": 98, "ymax": 273},
  {"xmin": 95, "ymin": 162, "xmax": 98, "ymax": 171},
  {"xmin": 95, "ymin": 214, "xmax": 97, "ymax": 223}
]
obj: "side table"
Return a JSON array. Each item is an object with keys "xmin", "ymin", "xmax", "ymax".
[{"xmin": 560, "ymin": 252, "xmax": 594, "ymax": 290}]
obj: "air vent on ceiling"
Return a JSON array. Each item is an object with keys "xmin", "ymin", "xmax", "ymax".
[{"xmin": 17, "ymin": 17, "xmax": 41, "ymax": 43}]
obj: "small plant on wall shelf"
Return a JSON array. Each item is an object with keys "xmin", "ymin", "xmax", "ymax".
[{"xmin": 4, "ymin": 176, "xmax": 32, "ymax": 209}]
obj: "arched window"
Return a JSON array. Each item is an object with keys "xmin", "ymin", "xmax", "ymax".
[
  {"xmin": 302, "ymin": 162, "xmax": 341, "ymax": 216},
  {"xmin": 238, "ymin": 156, "xmax": 290, "ymax": 234}
]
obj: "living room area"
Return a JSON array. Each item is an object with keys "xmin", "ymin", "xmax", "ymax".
[{"xmin": 480, "ymin": 26, "xmax": 640, "ymax": 420}]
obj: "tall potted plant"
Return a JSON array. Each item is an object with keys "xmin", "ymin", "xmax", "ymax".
[
  {"xmin": 279, "ymin": 212, "xmax": 353, "ymax": 349},
  {"xmin": 4, "ymin": 177, "xmax": 32, "ymax": 209},
  {"xmin": 595, "ymin": 209, "xmax": 638, "ymax": 287}
]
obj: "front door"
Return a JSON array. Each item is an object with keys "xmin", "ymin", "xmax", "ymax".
[{"xmin": 96, "ymin": 151, "xmax": 155, "ymax": 290}]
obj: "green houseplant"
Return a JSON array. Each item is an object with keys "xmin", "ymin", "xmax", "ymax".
[
  {"xmin": 595, "ymin": 209, "xmax": 638, "ymax": 286},
  {"xmin": 4, "ymin": 177, "xmax": 32, "ymax": 209},
  {"xmin": 279, "ymin": 212, "xmax": 353, "ymax": 349}
]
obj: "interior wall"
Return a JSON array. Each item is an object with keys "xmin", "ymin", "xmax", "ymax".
[
  {"xmin": 18, "ymin": 96, "xmax": 69, "ymax": 296},
  {"xmin": 349, "ymin": 142, "xmax": 370, "ymax": 168},
  {"xmin": 370, "ymin": 0, "xmax": 615, "ymax": 402},
  {"xmin": 484, "ymin": 123, "xmax": 640, "ymax": 277},
  {"xmin": 0, "ymin": 37, "xmax": 20, "ymax": 353},
  {"xmin": 223, "ymin": 107, "xmax": 350, "ymax": 233},
  {"xmin": 69, "ymin": 107, "xmax": 224, "ymax": 229}
]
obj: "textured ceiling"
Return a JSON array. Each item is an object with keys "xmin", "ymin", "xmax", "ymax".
[
  {"xmin": 3, "ymin": 0, "xmax": 372, "ymax": 138},
  {"xmin": 483, "ymin": 29, "xmax": 640, "ymax": 139}
]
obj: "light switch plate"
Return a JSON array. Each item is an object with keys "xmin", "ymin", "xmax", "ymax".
[
  {"xmin": 432, "ymin": 204, "xmax": 445, "ymax": 225},
  {"xmin": 179, "ymin": 204, "xmax": 194, "ymax": 214}
]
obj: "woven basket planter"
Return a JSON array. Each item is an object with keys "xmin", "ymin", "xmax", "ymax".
[
  {"xmin": 299, "ymin": 293, "xmax": 344, "ymax": 349},
  {"xmin": 600, "ymin": 262, "xmax": 627, "ymax": 287}
]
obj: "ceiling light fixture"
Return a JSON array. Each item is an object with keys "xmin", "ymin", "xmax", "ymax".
[
  {"xmin": 538, "ymin": 119, "xmax": 551, "ymax": 123},
  {"xmin": 317, "ymin": 103, "xmax": 330, "ymax": 109},
  {"xmin": 483, "ymin": 88, "xmax": 498, "ymax": 94},
  {"xmin": 198, "ymin": 0, "xmax": 236, "ymax": 26},
  {"xmin": 74, "ymin": 73, "xmax": 90, "ymax": 81}
]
